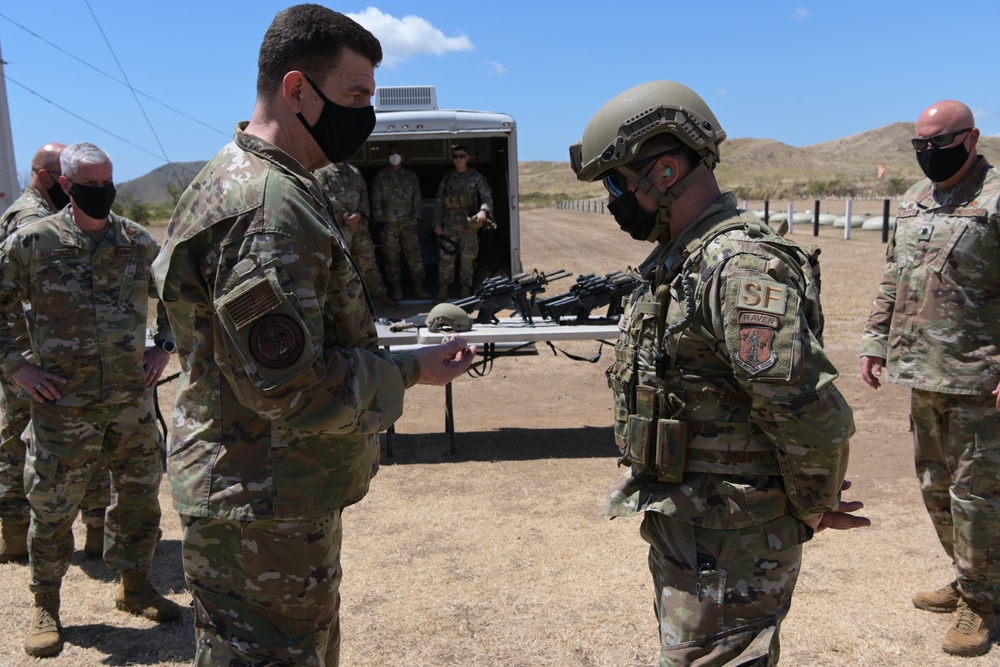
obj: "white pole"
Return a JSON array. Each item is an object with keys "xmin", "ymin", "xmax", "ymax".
[
  {"xmin": 787, "ymin": 202, "xmax": 794, "ymax": 235},
  {"xmin": 0, "ymin": 37, "xmax": 22, "ymax": 213},
  {"xmin": 844, "ymin": 198, "xmax": 853, "ymax": 240}
]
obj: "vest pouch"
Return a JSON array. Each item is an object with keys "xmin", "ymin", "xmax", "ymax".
[
  {"xmin": 625, "ymin": 414, "xmax": 654, "ymax": 467},
  {"xmin": 655, "ymin": 419, "xmax": 688, "ymax": 483}
]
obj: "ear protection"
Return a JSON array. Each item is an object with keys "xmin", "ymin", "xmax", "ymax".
[{"xmin": 663, "ymin": 167, "xmax": 673, "ymax": 178}]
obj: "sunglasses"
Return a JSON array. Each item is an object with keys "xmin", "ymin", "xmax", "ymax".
[
  {"xmin": 601, "ymin": 148, "xmax": 685, "ymax": 198},
  {"xmin": 452, "ymin": 153, "xmax": 469, "ymax": 159},
  {"xmin": 911, "ymin": 128, "xmax": 972, "ymax": 151}
]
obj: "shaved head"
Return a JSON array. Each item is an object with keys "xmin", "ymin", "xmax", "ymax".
[
  {"xmin": 30, "ymin": 143, "xmax": 66, "ymax": 174},
  {"xmin": 916, "ymin": 100, "xmax": 975, "ymax": 137}
]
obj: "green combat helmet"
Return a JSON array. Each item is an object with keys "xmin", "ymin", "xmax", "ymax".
[
  {"xmin": 426, "ymin": 302, "xmax": 473, "ymax": 333},
  {"xmin": 569, "ymin": 80, "xmax": 726, "ymax": 239}
]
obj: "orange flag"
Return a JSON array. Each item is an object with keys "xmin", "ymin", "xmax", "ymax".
[{"xmin": 877, "ymin": 164, "xmax": 886, "ymax": 181}]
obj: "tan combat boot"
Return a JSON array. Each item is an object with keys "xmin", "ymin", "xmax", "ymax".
[
  {"xmin": 390, "ymin": 279, "xmax": 403, "ymax": 301},
  {"xmin": 0, "ymin": 520, "xmax": 29, "ymax": 563},
  {"xmin": 913, "ymin": 580, "xmax": 960, "ymax": 613},
  {"xmin": 942, "ymin": 597, "xmax": 995, "ymax": 657},
  {"xmin": 116, "ymin": 568, "xmax": 181, "ymax": 622},
  {"xmin": 437, "ymin": 283, "xmax": 449, "ymax": 302},
  {"xmin": 84, "ymin": 523, "xmax": 104, "ymax": 559},
  {"xmin": 24, "ymin": 591, "xmax": 62, "ymax": 657}
]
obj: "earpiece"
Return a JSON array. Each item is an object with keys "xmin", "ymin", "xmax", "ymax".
[{"xmin": 663, "ymin": 167, "xmax": 673, "ymax": 178}]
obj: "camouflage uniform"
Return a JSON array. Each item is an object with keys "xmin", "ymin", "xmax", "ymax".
[
  {"xmin": 153, "ymin": 124, "xmax": 421, "ymax": 666},
  {"xmin": 0, "ymin": 209, "xmax": 169, "ymax": 592},
  {"xmin": 606, "ymin": 193, "xmax": 853, "ymax": 665},
  {"xmin": 433, "ymin": 168, "xmax": 493, "ymax": 290},
  {"xmin": 371, "ymin": 166, "xmax": 425, "ymax": 284},
  {"xmin": 0, "ymin": 187, "xmax": 109, "ymax": 534},
  {"xmin": 861, "ymin": 156, "xmax": 1000, "ymax": 605},
  {"xmin": 314, "ymin": 162, "xmax": 389, "ymax": 299}
]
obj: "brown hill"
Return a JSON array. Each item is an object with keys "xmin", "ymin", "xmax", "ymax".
[{"xmin": 120, "ymin": 123, "xmax": 1000, "ymax": 207}]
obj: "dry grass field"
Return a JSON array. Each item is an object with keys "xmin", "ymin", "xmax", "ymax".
[{"xmin": 1, "ymin": 201, "xmax": 998, "ymax": 666}]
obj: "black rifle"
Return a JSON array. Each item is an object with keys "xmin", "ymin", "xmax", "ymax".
[
  {"xmin": 536, "ymin": 270, "xmax": 643, "ymax": 325},
  {"xmin": 451, "ymin": 269, "xmax": 571, "ymax": 325}
]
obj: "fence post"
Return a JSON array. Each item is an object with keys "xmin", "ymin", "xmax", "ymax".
[
  {"xmin": 787, "ymin": 202, "xmax": 794, "ymax": 235},
  {"xmin": 764, "ymin": 200, "xmax": 769, "ymax": 225},
  {"xmin": 813, "ymin": 200, "xmax": 820, "ymax": 236},
  {"xmin": 844, "ymin": 198, "xmax": 853, "ymax": 240},
  {"xmin": 882, "ymin": 198, "xmax": 890, "ymax": 244}
]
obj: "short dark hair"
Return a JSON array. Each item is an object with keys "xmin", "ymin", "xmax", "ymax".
[
  {"xmin": 256, "ymin": 4, "xmax": 382, "ymax": 99},
  {"xmin": 452, "ymin": 144, "xmax": 469, "ymax": 154}
]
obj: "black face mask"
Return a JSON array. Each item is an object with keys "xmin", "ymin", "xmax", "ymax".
[
  {"xmin": 46, "ymin": 181, "xmax": 70, "ymax": 211},
  {"xmin": 69, "ymin": 182, "xmax": 116, "ymax": 219},
  {"xmin": 608, "ymin": 190, "xmax": 658, "ymax": 241},
  {"xmin": 917, "ymin": 143, "xmax": 969, "ymax": 183},
  {"xmin": 296, "ymin": 74, "xmax": 376, "ymax": 164}
]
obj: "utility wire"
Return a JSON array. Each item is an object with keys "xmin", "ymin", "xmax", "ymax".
[
  {"xmin": 4, "ymin": 75, "xmax": 169, "ymax": 161},
  {"xmin": 84, "ymin": 0, "xmax": 173, "ymax": 173},
  {"xmin": 0, "ymin": 10, "xmax": 227, "ymax": 138}
]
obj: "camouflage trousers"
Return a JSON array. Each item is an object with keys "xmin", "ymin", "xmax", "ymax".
[
  {"xmin": 182, "ymin": 511, "xmax": 344, "ymax": 667},
  {"xmin": 382, "ymin": 218, "xmax": 425, "ymax": 284},
  {"xmin": 342, "ymin": 224, "xmax": 388, "ymax": 298},
  {"xmin": 0, "ymin": 377, "xmax": 110, "ymax": 526},
  {"xmin": 437, "ymin": 212, "xmax": 479, "ymax": 288},
  {"xmin": 911, "ymin": 388, "xmax": 1000, "ymax": 604},
  {"xmin": 24, "ymin": 398, "xmax": 163, "ymax": 592},
  {"xmin": 640, "ymin": 511, "xmax": 804, "ymax": 667}
]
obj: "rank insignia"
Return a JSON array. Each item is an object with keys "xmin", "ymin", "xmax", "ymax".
[
  {"xmin": 735, "ymin": 310, "xmax": 779, "ymax": 374},
  {"xmin": 249, "ymin": 314, "xmax": 305, "ymax": 368}
]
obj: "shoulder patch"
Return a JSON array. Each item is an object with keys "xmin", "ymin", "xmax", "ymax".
[
  {"xmin": 249, "ymin": 314, "xmax": 305, "ymax": 368},
  {"xmin": 736, "ymin": 276, "xmax": 787, "ymax": 315}
]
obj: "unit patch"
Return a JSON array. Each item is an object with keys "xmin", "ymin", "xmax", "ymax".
[
  {"xmin": 249, "ymin": 314, "xmax": 304, "ymax": 368},
  {"xmin": 735, "ymin": 310, "xmax": 778, "ymax": 375}
]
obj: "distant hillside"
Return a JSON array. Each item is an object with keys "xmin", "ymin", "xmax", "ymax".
[{"xmin": 119, "ymin": 124, "xmax": 1000, "ymax": 207}]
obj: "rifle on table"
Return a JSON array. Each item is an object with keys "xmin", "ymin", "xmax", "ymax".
[
  {"xmin": 536, "ymin": 270, "xmax": 643, "ymax": 325},
  {"xmin": 451, "ymin": 269, "xmax": 571, "ymax": 325}
]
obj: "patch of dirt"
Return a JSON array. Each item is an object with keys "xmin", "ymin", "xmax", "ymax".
[{"xmin": 0, "ymin": 204, "xmax": 987, "ymax": 667}]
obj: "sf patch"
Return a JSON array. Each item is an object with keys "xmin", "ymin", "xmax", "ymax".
[
  {"xmin": 249, "ymin": 313, "xmax": 304, "ymax": 368},
  {"xmin": 735, "ymin": 311, "xmax": 778, "ymax": 375},
  {"xmin": 736, "ymin": 276, "xmax": 787, "ymax": 315}
]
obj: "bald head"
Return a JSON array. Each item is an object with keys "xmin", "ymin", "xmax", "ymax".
[
  {"xmin": 30, "ymin": 143, "xmax": 67, "ymax": 174},
  {"xmin": 916, "ymin": 100, "xmax": 975, "ymax": 138}
]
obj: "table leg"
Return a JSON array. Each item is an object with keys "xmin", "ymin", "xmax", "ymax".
[{"xmin": 445, "ymin": 381, "xmax": 455, "ymax": 454}]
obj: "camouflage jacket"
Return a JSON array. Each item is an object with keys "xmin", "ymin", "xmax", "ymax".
[
  {"xmin": 861, "ymin": 157, "xmax": 1000, "ymax": 395},
  {"xmin": 0, "ymin": 186, "xmax": 60, "ymax": 359},
  {"xmin": 605, "ymin": 193, "xmax": 853, "ymax": 534},
  {"xmin": 371, "ymin": 166, "xmax": 421, "ymax": 224},
  {"xmin": 433, "ymin": 169, "xmax": 493, "ymax": 222},
  {"xmin": 153, "ymin": 123, "xmax": 421, "ymax": 522},
  {"xmin": 0, "ymin": 209, "xmax": 169, "ymax": 406},
  {"xmin": 314, "ymin": 161, "xmax": 369, "ymax": 224}
]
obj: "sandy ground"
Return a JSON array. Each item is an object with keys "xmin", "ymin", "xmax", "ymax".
[{"xmin": 1, "ymin": 202, "xmax": 997, "ymax": 666}]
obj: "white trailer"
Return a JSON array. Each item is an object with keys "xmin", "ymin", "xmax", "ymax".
[{"xmin": 352, "ymin": 85, "xmax": 521, "ymax": 300}]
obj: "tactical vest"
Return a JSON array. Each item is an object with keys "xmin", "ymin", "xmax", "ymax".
[
  {"xmin": 607, "ymin": 210, "xmax": 824, "ymax": 482},
  {"xmin": 441, "ymin": 172, "xmax": 479, "ymax": 211}
]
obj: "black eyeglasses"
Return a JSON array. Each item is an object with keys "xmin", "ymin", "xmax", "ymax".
[
  {"xmin": 601, "ymin": 148, "xmax": 685, "ymax": 197},
  {"xmin": 911, "ymin": 128, "xmax": 972, "ymax": 151}
]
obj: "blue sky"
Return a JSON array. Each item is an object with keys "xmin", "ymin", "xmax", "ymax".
[{"xmin": 3, "ymin": 1, "xmax": 999, "ymax": 183}]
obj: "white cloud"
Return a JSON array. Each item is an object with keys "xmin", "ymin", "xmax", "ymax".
[
  {"xmin": 716, "ymin": 88, "xmax": 728, "ymax": 96},
  {"xmin": 793, "ymin": 7, "xmax": 811, "ymax": 20},
  {"xmin": 348, "ymin": 7, "xmax": 475, "ymax": 67},
  {"xmin": 488, "ymin": 61, "xmax": 509, "ymax": 76}
]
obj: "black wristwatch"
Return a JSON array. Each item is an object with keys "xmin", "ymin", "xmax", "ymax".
[{"xmin": 158, "ymin": 339, "xmax": 176, "ymax": 354}]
